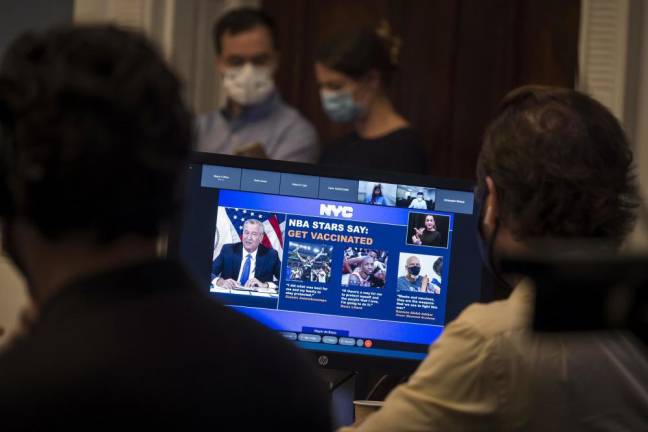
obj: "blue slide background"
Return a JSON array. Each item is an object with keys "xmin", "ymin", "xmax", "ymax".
[{"xmin": 212, "ymin": 189, "xmax": 453, "ymax": 346}]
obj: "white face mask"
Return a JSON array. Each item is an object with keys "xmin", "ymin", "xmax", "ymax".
[{"xmin": 222, "ymin": 63, "xmax": 275, "ymax": 106}]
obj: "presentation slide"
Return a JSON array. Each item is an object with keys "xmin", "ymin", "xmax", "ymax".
[{"xmin": 208, "ymin": 189, "xmax": 453, "ymax": 329}]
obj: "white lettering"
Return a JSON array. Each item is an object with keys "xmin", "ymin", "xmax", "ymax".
[{"xmin": 319, "ymin": 204, "xmax": 354, "ymax": 218}]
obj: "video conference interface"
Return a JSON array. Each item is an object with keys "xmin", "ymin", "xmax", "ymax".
[{"xmin": 177, "ymin": 162, "xmax": 483, "ymax": 360}]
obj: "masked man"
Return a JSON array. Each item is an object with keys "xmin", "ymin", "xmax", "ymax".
[
  {"xmin": 341, "ymin": 86, "xmax": 647, "ymax": 431},
  {"xmin": 196, "ymin": 8, "xmax": 318, "ymax": 163}
]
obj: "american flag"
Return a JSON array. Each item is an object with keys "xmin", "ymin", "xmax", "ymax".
[{"xmin": 213, "ymin": 207, "xmax": 286, "ymax": 260}]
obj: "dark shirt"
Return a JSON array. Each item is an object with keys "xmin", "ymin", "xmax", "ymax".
[
  {"xmin": 320, "ymin": 128, "xmax": 426, "ymax": 174},
  {"xmin": 0, "ymin": 259, "xmax": 331, "ymax": 431},
  {"xmin": 421, "ymin": 229, "xmax": 443, "ymax": 247}
]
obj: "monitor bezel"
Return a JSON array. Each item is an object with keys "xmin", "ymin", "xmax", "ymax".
[{"xmin": 169, "ymin": 152, "xmax": 486, "ymax": 374}]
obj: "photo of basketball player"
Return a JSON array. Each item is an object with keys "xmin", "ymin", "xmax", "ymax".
[
  {"xmin": 286, "ymin": 242, "xmax": 333, "ymax": 283},
  {"xmin": 396, "ymin": 185, "xmax": 435, "ymax": 210},
  {"xmin": 396, "ymin": 253, "xmax": 443, "ymax": 294},
  {"xmin": 406, "ymin": 213, "xmax": 450, "ymax": 248},
  {"xmin": 357, "ymin": 181, "xmax": 397, "ymax": 206},
  {"xmin": 341, "ymin": 247, "xmax": 388, "ymax": 288}
]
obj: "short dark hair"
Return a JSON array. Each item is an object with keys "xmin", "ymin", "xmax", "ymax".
[
  {"xmin": 433, "ymin": 256, "xmax": 443, "ymax": 275},
  {"xmin": 212, "ymin": 7, "xmax": 277, "ymax": 54},
  {"xmin": 477, "ymin": 85, "xmax": 638, "ymax": 245},
  {"xmin": 0, "ymin": 25, "xmax": 192, "ymax": 242},
  {"xmin": 317, "ymin": 26, "xmax": 399, "ymax": 86}
]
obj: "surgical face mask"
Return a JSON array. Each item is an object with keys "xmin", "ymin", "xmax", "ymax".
[
  {"xmin": 222, "ymin": 63, "xmax": 275, "ymax": 106},
  {"xmin": 408, "ymin": 265, "xmax": 421, "ymax": 276},
  {"xmin": 320, "ymin": 89, "xmax": 364, "ymax": 123}
]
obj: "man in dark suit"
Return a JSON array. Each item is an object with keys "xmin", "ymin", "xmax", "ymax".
[
  {"xmin": 212, "ymin": 218, "xmax": 281, "ymax": 289},
  {"xmin": 0, "ymin": 25, "xmax": 331, "ymax": 430}
]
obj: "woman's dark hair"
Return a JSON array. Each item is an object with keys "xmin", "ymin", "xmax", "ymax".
[
  {"xmin": 316, "ymin": 24, "xmax": 400, "ymax": 86},
  {"xmin": 0, "ymin": 25, "xmax": 192, "ymax": 243},
  {"xmin": 433, "ymin": 257, "xmax": 443, "ymax": 276},
  {"xmin": 476, "ymin": 85, "xmax": 638, "ymax": 245},
  {"xmin": 372, "ymin": 184, "xmax": 383, "ymax": 197}
]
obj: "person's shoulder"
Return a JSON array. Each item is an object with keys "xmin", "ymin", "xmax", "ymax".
[
  {"xmin": 454, "ymin": 289, "xmax": 530, "ymax": 339},
  {"xmin": 273, "ymin": 96, "xmax": 307, "ymax": 121},
  {"xmin": 221, "ymin": 243, "xmax": 239, "ymax": 254},
  {"xmin": 257, "ymin": 243, "xmax": 276, "ymax": 255},
  {"xmin": 319, "ymin": 132, "xmax": 359, "ymax": 165},
  {"xmin": 195, "ymin": 109, "xmax": 224, "ymax": 133},
  {"xmin": 382, "ymin": 127, "xmax": 420, "ymax": 144},
  {"xmin": 386, "ymin": 127, "xmax": 425, "ymax": 155},
  {"xmin": 204, "ymin": 301, "xmax": 323, "ymax": 377},
  {"xmin": 258, "ymin": 244, "xmax": 279, "ymax": 260},
  {"xmin": 273, "ymin": 97, "xmax": 315, "ymax": 131}
]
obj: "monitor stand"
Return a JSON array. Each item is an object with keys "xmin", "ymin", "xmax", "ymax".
[
  {"xmin": 321, "ymin": 369, "xmax": 409, "ymax": 428},
  {"xmin": 323, "ymin": 369, "xmax": 356, "ymax": 427}
]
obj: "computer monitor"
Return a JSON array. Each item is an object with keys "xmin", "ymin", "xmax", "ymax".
[{"xmin": 171, "ymin": 153, "xmax": 485, "ymax": 373}]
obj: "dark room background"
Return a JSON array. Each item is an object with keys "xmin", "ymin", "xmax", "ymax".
[{"xmin": 263, "ymin": 0, "xmax": 581, "ymax": 179}]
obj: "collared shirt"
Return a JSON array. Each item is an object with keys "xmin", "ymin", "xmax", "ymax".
[
  {"xmin": 195, "ymin": 92, "xmax": 318, "ymax": 163},
  {"xmin": 236, "ymin": 248, "xmax": 257, "ymax": 283},
  {"xmin": 341, "ymin": 280, "xmax": 648, "ymax": 431}
]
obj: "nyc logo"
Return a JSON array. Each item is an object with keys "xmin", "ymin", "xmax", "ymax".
[{"xmin": 319, "ymin": 204, "xmax": 353, "ymax": 218}]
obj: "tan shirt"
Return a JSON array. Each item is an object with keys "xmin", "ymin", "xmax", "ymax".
[{"xmin": 341, "ymin": 282, "xmax": 648, "ymax": 431}]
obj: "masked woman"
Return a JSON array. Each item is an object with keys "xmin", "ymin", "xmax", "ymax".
[{"xmin": 316, "ymin": 24, "xmax": 425, "ymax": 174}]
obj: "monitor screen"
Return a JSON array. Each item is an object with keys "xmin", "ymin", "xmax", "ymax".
[{"xmin": 173, "ymin": 153, "xmax": 484, "ymax": 365}]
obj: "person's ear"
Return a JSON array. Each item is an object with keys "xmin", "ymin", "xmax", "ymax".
[{"xmin": 482, "ymin": 176, "xmax": 499, "ymax": 234}]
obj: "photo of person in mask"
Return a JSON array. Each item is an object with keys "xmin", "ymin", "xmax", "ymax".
[
  {"xmin": 396, "ymin": 255, "xmax": 442, "ymax": 294},
  {"xmin": 316, "ymin": 23, "xmax": 425, "ymax": 174},
  {"xmin": 196, "ymin": 8, "xmax": 318, "ymax": 162}
]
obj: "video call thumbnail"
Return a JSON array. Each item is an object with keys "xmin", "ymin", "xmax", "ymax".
[
  {"xmin": 286, "ymin": 242, "xmax": 334, "ymax": 283},
  {"xmin": 396, "ymin": 185, "xmax": 436, "ymax": 210},
  {"xmin": 397, "ymin": 252, "xmax": 443, "ymax": 294},
  {"xmin": 341, "ymin": 247, "xmax": 388, "ymax": 288},
  {"xmin": 358, "ymin": 181, "xmax": 397, "ymax": 206},
  {"xmin": 406, "ymin": 213, "xmax": 450, "ymax": 248}
]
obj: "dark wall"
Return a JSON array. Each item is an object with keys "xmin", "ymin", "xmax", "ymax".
[
  {"xmin": 263, "ymin": 0, "xmax": 580, "ymax": 179},
  {"xmin": 0, "ymin": 0, "xmax": 74, "ymax": 57}
]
